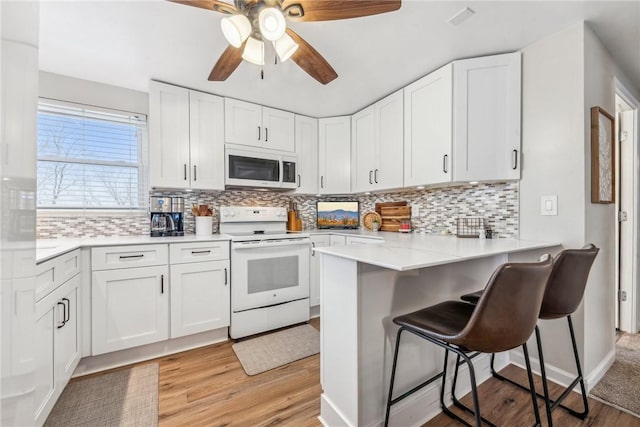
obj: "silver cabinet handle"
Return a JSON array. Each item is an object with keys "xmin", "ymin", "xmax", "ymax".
[
  {"xmin": 184, "ymin": 164, "xmax": 187, "ymax": 180},
  {"xmin": 512, "ymin": 149, "xmax": 518, "ymax": 170},
  {"xmin": 258, "ymin": 126, "xmax": 261, "ymax": 141},
  {"xmin": 443, "ymin": 155, "xmax": 448, "ymax": 174},
  {"xmin": 62, "ymin": 298, "xmax": 70, "ymax": 324},
  {"xmin": 369, "ymin": 170, "xmax": 373, "ymax": 184},
  {"xmin": 161, "ymin": 274, "xmax": 164, "ymax": 294},
  {"xmin": 224, "ymin": 268, "xmax": 228, "ymax": 285},
  {"xmin": 265, "ymin": 128, "xmax": 268, "ymax": 142},
  {"xmin": 311, "ymin": 241, "xmax": 316, "ymax": 256},
  {"xmin": 374, "ymin": 169, "xmax": 379, "ymax": 183},
  {"xmin": 56, "ymin": 301, "xmax": 66, "ymax": 329},
  {"xmin": 320, "ymin": 176, "xmax": 324, "ymax": 189},
  {"xmin": 297, "ymin": 174, "xmax": 301, "ymax": 188},
  {"xmin": 191, "ymin": 250, "xmax": 211, "ymax": 255},
  {"xmin": 193, "ymin": 165, "xmax": 197, "ymax": 181}
]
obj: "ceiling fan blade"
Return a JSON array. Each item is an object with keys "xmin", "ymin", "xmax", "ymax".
[
  {"xmin": 286, "ymin": 28, "xmax": 337, "ymax": 85},
  {"xmin": 282, "ymin": 0, "xmax": 400, "ymax": 22},
  {"xmin": 208, "ymin": 43, "xmax": 245, "ymax": 81},
  {"xmin": 168, "ymin": 0, "xmax": 237, "ymax": 14}
]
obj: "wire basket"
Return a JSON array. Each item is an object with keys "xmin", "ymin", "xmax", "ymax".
[{"xmin": 456, "ymin": 217, "xmax": 486, "ymax": 238}]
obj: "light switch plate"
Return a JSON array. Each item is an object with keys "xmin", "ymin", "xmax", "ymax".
[
  {"xmin": 540, "ymin": 196, "xmax": 558, "ymax": 216},
  {"xmin": 411, "ymin": 204, "xmax": 420, "ymax": 218}
]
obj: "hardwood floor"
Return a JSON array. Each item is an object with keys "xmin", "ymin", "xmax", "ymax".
[{"xmin": 75, "ymin": 318, "xmax": 640, "ymax": 426}]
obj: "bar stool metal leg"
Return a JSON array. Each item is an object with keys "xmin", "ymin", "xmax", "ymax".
[
  {"xmin": 522, "ymin": 343, "xmax": 542, "ymax": 427},
  {"xmin": 384, "ymin": 327, "xmax": 405, "ymax": 426},
  {"xmin": 534, "ymin": 326, "xmax": 554, "ymax": 427}
]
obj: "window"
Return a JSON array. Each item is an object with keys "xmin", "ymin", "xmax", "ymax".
[{"xmin": 37, "ymin": 100, "xmax": 148, "ymax": 210}]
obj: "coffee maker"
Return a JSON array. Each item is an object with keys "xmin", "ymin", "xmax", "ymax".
[{"xmin": 150, "ymin": 196, "xmax": 184, "ymax": 237}]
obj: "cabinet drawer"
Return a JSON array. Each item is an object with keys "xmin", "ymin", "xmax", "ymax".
[
  {"xmin": 36, "ymin": 249, "xmax": 81, "ymax": 302},
  {"xmin": 346, "ymin": 236, "xmax": 384, "ymax": 245},
  {"xmin": 91, "ymin": 245, "xmax": 168, "ymax": 271},
  {"xmin": 170, "ymin": 241, "xmax": 229, "ymax": 264}
]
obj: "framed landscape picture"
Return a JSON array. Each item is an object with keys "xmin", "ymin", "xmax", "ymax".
[{"xmin": 590, "ymin": 106, "xmax": 615, "ymax": 204}]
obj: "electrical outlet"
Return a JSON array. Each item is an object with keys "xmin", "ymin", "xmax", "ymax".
[
  {"xmin": 540, "ymin": 196, "xmax": 558, "ymax": 216},
  {"xmin": 411, "ymin": 204, "xmax": 420, "ymax": 218}
]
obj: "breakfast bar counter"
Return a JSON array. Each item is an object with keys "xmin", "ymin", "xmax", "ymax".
[{"xmin": 314, "ymin": 234, "xmax": 559, "ymax": 427}]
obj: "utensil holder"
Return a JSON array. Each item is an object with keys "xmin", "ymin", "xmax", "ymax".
[{"xmin": 195, "ymin": 216, "xmax": 213, "ymax": 236}]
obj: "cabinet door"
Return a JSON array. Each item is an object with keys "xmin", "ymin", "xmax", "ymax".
[
  {"xmin": 189, "ymin": 90, "xmax": 225, "ymax": 190},
  {"xmin": 149, "ymin": 81, "xmax": 191, "ymax": 188},
  {"xmin": 345, "ymin": 236, "xmax": 384, "ymax": 245},
  {"xmin": 375, "ymin": 90, "xmax": 404, "ymax": 191},
  {"xmin": 310, "ymin": 236, "xmax": 330, "ymax": 307},
  {"xmin": 404, "ymin": 64, "xmax": 453, "ymax": 187},
  {"xmin": 294, "ymin": 115, "xmax": 319, "ymax": 194},
  {"xmin": 92, "ymin": 265, "xmax": 169, "ymax": 355},
  {"xmin": 170, "ymin": 260, "xmax": 230, "ymax": 338},
  {"xmin": 329, "ymin": 235, "xmax": 346, "ymax": 246},
  {"xmin": 453, "ymin": 52, "xmax": 521, "ymax": 181},
  {"xmin": 224, "ymin": 98, "xmax": 263, "ymax": 147},
  {"xmin": 351, "ymin": 105, "xmax": 376, "ymax": 193},
  {"xmin": 318, "ymin": 117, "xmax": 351, "ymax": 194},
  {"xmin": 55, "ymin": 276, "xmax": 81, "ymax": 389},
  {"xmin": 34, "ymin": 297, "xmax": 57, "ymax": 426},
  {"xmin": 262, "ymin": 107, "xmax": 295, "ymax": 152}
]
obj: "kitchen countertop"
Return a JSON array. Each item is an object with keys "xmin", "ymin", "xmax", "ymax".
[
  {"xmin": 314, "ymin": 232, "xmax": 560, "ymax": 271},
  {"xmin": 36, "ymin": 234, "xmax": 231, "ymax": 263}
]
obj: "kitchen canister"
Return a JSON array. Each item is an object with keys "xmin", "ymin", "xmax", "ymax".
[{"xmin": 195, "ymin": 216, "xmax": 213, "ymax": 236}]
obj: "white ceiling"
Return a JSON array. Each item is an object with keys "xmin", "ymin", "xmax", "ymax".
[{"xmin": 39, "ymin": 0, "xmax": 640, "ymax": 117}]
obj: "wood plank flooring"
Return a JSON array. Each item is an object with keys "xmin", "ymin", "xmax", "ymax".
[{"xmin": 75, "ymin": 318, "xmax": 640, "ymax": 426}]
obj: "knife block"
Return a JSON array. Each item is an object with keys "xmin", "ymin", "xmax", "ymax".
[{"xmin": 287, "ymin": 211, "xmax": 302, "ymax": 231}]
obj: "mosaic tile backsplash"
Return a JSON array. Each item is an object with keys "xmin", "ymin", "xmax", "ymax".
[{"xmin": 37, "ymin": 182, "xmax": 519, "ymax": 239}]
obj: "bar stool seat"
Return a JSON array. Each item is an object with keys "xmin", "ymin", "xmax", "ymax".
[
  {"xmin": 459, "ymin": 244, "xmax": 599, "ymax": 427},
  {"xmin": 384, "ymin": 255, "xmax": 553, "ymax": 427}
]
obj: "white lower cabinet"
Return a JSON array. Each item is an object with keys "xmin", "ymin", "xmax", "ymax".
[
  {"xmin": 310, "ymin": 235, "xmax": 331, "ymax": 307},
  {"xmin": 35, "ymin": 274, "xmax": 81, "ymax": 426},
  {"xmin": 170, "ymin": 260, "xmax": 230, "ymax": 338},
  {"xmin": 345, "ymin": 236, "xmax": 384, "ymax": 245},
  {"xmin": 92, "ymin": 265, "xmax": 169, "ymax": 355}
]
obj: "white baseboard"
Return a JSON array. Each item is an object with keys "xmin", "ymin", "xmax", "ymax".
[
  {"xmin": 73, "ymin": 327, "xmax": 229, "ymax": 377},
  {"xmin": 584, "ymin": 349, "xmax": 615, "ymax": 391},
  {"xmin": 310, "ymin": 305, "xmax": 320, "ymax": 319},
  {"xmin": 510, "ymin": 347, "xmax": 615, "ymax": 393}
]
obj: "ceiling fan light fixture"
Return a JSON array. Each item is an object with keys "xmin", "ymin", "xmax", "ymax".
[
  {"xmin": 220, "ymin": 14, "xmax": 251, "ymax": 48},
  {"xmin": 258, "ymin": 7, "xmax": 286, "ymax": 41},
  {"xmin": 273, "ymin": 33, "xmax": 298, "ymax": 62},
  {"xmin": 242, "ymin": 37, "xmax": 265, "ymax": 65}
]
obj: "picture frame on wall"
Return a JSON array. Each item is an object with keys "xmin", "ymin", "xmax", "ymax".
[{"xmin": 590, "ymin": 106, "xmax": 615, "ymax": 204}]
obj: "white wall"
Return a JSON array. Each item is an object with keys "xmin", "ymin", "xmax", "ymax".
[
  {"xmin": 515, "ymin": 20, "xmax": 640, "ymax": 388},
  {"xmin": 515, "ymin": 22, "xmax": 587, "ymax": 374},
  {"xmin": 39, "ymin": 71, "xmax": 148, "ymax": 114}
]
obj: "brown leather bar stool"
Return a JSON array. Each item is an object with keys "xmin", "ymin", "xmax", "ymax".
[
  {"xmin": 460, "ymin": 244, "xmax": 599, "ymax": 427},
  {"xmin": 384, "ymin": 255, "xmax": 553, "ymax": 427}
]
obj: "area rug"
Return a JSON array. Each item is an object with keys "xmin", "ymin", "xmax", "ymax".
[
  {"xmin": 590, "ymin": 333, "xmax": 640, "ymax": 418},
  {"xmin": 45, "ymin": 363, "xmax": 159, "ymax": 427},
  {"xmin": 232, "ymin": 324, "xmax": 320, "ymax": 376}
]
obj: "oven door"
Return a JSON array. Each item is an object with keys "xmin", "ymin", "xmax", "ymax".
[{"xmin": 231, "ymin": 238, "xmax": 310, "ymax": 312}]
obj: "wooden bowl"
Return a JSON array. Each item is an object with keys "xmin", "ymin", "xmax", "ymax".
[{"xmin": 363, "ymin": 211, "xmax": 382, "ymax": 231}]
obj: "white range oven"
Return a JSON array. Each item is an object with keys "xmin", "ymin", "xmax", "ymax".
[{"xmin": 220, "ymin": 206, "xmax": 310, "ymax": 339}]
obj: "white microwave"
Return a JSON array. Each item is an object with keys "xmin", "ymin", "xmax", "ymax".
[{"xmin": 225, "ymin": 148, "xmax": 297, "ymax": 190}]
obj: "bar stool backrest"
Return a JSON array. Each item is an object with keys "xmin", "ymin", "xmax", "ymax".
[
  {"xmin": 539, "ymin": 244, "xmax": 599, "ymax": 319},
  {"xmin": 453, "ymin": 255, "xmax": 553, "ymax": 353}
]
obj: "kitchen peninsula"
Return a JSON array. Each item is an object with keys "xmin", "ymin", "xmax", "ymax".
[{"xmin": 315, "ymin": 234, "xmax": 559, "ymax": 427}]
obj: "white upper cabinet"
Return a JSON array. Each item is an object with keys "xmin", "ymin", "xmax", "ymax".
[
  {"xmin": 262, "ymin": 107, "xmax": 295, "ymax": 152},
  {"xmin": 404, "ymin": 64, "xmax": 453, "ymax": 187},
  {"xmin": 295, "ymin": 115, "xmax": 319, "ymax": 194},
  {"xmin": 149, "ymin": 81, "xmax": 224, "ymax": 190},
  {"xmin": 374, "ymin": 90, "xmax": 404, "ymax": 190},
  {"xmin": 225, "ymin": 98, "xmax": 295, "ymax": 152},
  {"xmin": 352, "ymin": 90, "xmax": 403, "ymax": 193},
  {"xmin": 452, "ymin": 52, "xmax": 521, "ymax": 181},
  {"xmin": 318, "ymin": 116, "xmax": 351, "ymax": 194},
  {"xmin": 351, "ymin": 105, "xmax": 376, "ymax": 193},
  {"xmin": 189, "ymin": 90, "xmax": 225, "ymax": 190}
]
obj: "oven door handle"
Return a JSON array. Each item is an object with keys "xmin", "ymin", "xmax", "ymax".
[{"xmin": 232, "ymin": 240, "xmax": 310, "ymax": 249}]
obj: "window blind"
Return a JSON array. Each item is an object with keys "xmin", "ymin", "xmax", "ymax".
[{"xmin": 37, "ymin": 100, "xmax": 148, "ymax": 210}]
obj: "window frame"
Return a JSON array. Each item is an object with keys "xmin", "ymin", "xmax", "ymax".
[{"xmin": 36, "ymin": 98, "xmax": 149, "ymax": 212}]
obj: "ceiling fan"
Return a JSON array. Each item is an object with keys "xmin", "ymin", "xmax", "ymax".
[{"xmin": 169, "ymin": 0, "xmax": 401, "ymax": 84}]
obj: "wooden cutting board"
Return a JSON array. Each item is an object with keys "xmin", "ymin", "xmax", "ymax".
[{"xmin": 376, "ymin": 202, "xmax": 410, "ymax": 232}]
